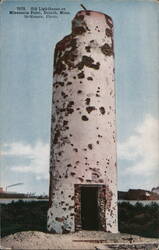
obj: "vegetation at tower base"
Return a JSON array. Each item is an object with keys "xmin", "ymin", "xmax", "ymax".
[
  {"xmin": 118, "ymin": 202, "xmax": 159, "ymax": 238},
  {"xmin": 1, "ymin": 201, "xmax": 48, "ymax": 237},
  {"xmin": 1, "ymin": 200, "xmax": 159, "ymax": 238}
]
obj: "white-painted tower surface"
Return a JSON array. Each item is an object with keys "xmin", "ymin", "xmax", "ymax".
[{"xmin": 48, "ymin": 9, "xmax": 118, "ymax": 233}]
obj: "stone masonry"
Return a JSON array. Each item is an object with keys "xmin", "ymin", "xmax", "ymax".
[{"xmin": 47, "ymin": 9, "xmax": 118, "ymax": 233}]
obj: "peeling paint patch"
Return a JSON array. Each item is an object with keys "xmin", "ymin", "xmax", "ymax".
[
  {"xmin": 77, "ymin": 90, "xmax": 82, "ymax": 94},
  {"xmin": 81, "ymin": 115, "xmax": 89, "ymax": 121},
  {"xmin": 77, "ymin": 56, "xmax": 100, "ymax": 70},
  {"xmin": 85, "ymin": 98, "xmax": 91, "ymax": 105},
  {"xmin": 86, "ymin": 106, "xmax": 96, "ymax": 113},
  {"xmin": 88, "ymin": 144, "xmax": 93, "ymax": 150},
  {"xmin": 78, "ymin": 71, "xmax": 85, "ymax": 79},
  {"xmin": 99, "ymin": 107, "xmax": 106, "ymax": 115},
  {"xmin": 87, "ymin": 77, "xmax": 93, "ymax": 81},
  {"xmin": 55, "ymin": 217, "xmax": 65, "ymax": 222},
  {"xmin": 105, "ymin": 28, "xmax": 112, "ymax": 37},
  {"xmin": 101, "ymin": 43, "xmax": 113, "ymax": 57}
]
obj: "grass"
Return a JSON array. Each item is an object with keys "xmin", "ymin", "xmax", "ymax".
[{"xmin": 1, "ymin": 201, "xmax": 159, "ymax": 238}]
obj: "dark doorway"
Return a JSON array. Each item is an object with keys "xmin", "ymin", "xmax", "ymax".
[{"xmin": 81, "ymin": 186, "xmax": 99, "ymax": 230}]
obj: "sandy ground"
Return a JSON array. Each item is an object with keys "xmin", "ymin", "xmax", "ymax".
[{"xmin": 1, "ymin": 231, "xmax": 159, "ymax": 250}]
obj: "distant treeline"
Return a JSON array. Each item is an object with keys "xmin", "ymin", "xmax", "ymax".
[{"xmin": 1, "ymin": 201, "xmax": 159, "ymax": 238}]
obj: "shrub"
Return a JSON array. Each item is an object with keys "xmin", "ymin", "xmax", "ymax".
[
  {"xmin": 1, "ymin": 201, "xmax": 48, "ymax": 237},
  {"xmin": 118, "ymin": 202, "xmax": 159, "ymax": 238}
]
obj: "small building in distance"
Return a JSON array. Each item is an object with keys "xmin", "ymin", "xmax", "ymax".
[
  {"xmin": 152, "ymin": 186, "xmax": 159, "ymax": 195},
  {"xmin": 118, "ymin": 189, "xmax": 159, "ymax": 201},
  {"xmin": 0, "ymin": 187, "xmax": 4, "ymax": 193}
]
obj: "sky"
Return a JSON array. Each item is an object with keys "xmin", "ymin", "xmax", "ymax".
[{"xmin": 0, "ymin": 0, "xmax": 159, "ymax": 194}]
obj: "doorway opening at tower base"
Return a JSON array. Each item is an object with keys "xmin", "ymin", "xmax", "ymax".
[
  {"xmin": 74, "ymin": 184, "xmax": 106, "ymax": 231},
  {"xmin": 81, "ymin": 186, "xmax": 98, "ymax": 230}
]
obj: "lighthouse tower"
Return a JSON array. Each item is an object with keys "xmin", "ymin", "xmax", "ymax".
[{"xmin": 47, "ymin": 9, "xmax": 118, "ymax": 233}]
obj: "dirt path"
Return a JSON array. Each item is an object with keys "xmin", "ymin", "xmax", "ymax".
[{"xmin": 1, "ymin": 231, "xmax": 159, "ymax": 249}]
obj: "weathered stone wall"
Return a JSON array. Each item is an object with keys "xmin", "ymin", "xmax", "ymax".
[{"xmin": 48, "ymin": 10, "xmax": 118, "ymax": 233}]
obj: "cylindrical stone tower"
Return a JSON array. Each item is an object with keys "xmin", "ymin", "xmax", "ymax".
[{"xmin": 48, "ymin": 9, "xmax": 118, "ymax": 234}]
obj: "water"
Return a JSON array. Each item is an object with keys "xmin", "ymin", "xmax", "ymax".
[
  {"xmin": 118, "ymin": 200, "xmax": 159, "ymax": 205},
  {"xmin": 0, "ymin": 198, "xmax": 159, "ymax": 205},
  {"xmin": 0, "ymin": 198, "xmax": 49, "ymax": 204}
]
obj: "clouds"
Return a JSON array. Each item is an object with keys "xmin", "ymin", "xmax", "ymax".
[
  {"xmin": 118, "ymin": 114, "xmax": 159, "ymax": 188},
  {"xmin": 2, "ymin": 141, "xmax": 49, "ymax": 180}
]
